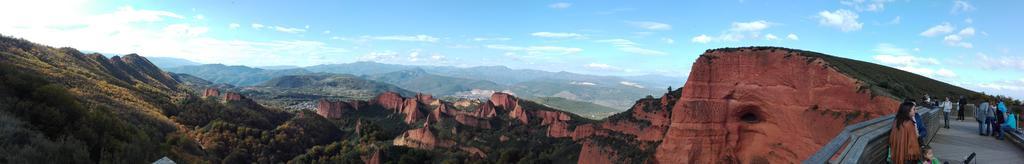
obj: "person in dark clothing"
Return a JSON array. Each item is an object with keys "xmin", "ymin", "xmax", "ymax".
[
  {"xmin": 958, "ymin": 96, "xmax": 967, "ymax": 121},
  {"xmin": 995, "ymin": 108, "xmax": 1007, "ymax": 140}
]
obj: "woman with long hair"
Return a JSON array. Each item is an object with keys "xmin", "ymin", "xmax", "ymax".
[{"xmin": 890, "ymin": 101, "xmax": 922, "ymax": 164}]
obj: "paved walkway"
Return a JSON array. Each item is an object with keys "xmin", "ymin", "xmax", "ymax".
[{"xmin": 930, "ymin": 116, "xmax": 1024, "ymax": 163}]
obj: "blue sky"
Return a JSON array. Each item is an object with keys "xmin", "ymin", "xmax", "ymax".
[{"xmin": 1, "ymin": 0, "xmax": 1022, "ymax": 99}]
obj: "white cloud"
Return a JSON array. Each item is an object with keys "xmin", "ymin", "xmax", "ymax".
[
  {"xmin": 964, "ymin": 18, "xmax": 974, "ymax": 24},
  {"xmin": 943, "ymin": 35, "xmax": 973, "ymax": 48},
  {"xmin": 530, "ymin": 32, "xmax": 584, "ymax": 38},
  {"xmin": 229, "ymin": 23, "xmax": 240, "ymax": 29},
  {"xmin": 322, "ymin": 30, "xmax": 331, "ymax": 34},
  {"xmin": 365, "ymin": 35, "xmax": 439, "ymax": 42},
  {"xmin": 619, "ymin": 81, "xmax": 645, "ymax": 88},
  {"xmin": 548, "ymin": 2, "xmax": 572, "ymax": 9},
  {"xmin": 251, "ymin": 23, "xmax": 265, "ymax": 29},
  {"xmin": 764, "ymin": 34, "xmax": 779, "ymax": 40},
  {"xmin": 585, "ymin": 63, "xmax": 624, "ymax": 72},
  {"xmin": 872, "ymin": 43, "xmax": 939, "ymax": 66},
  {"xmin": 691, "ymin": 34, "xmax": 713, "ymax": 43},
  {"xmin": 951, "ymin": 0, "xmax": 975, "ymax": 14},
  {"xmin": 595, "ymin": 39, "xmax": 667, "ymax": 56},
  {"xmin": 359, "ymin": 51, "xmax": 399, "ymax": 62},
  {"xmin": 485, "ymin": 44, "xmax": 582, "ymax": 55},
  {"xmin": 408, "ymin": 50, "xmax": 421, "ymax": 61},
  {"xmin": 817, "ymin": 9, "xmax": 863, "ymax": 32},
  {"xmin": 193, "ymin": 14, "xmax": 205, "ymax": 20},
  {"xmin": 0, "ymin": 4, "xmax": 350, "ymax": 66},
  {"xmin": 937, "ymin": 27, "xmax": 975, "ymax": 48},
  {"xmin": 627, "ymin": 21, "xmax": 672, "ymax": 30},
  {"xmin": 688, "ymin": 21, "xmax": 789, "ymax": 43},
  {"xmin": 662, "ymin": 38, "xmax": 675, "ymax": 44},
  {"xmin": 729, "ymin": 20, "xmax": 770, "ymax": 32},
  {"xmin": 430, "ymin": 54, "xmax": 446, "ymax": 61},
  {"xmin": 271, "ymin": 26, "xmax": 306, "ymax": 33},
  {"xmin": 958, "ymin": 27, "xmax": 975, "ymax": 37},
  {"xmin": 472, "ymin": 37, "xmax": 511, "ymax": 41},
  {"xmin": 786, "ymin": 33, "xmax": 799, "ymax": 40},
  {"xmin": 936, "ymin": 68, "xmax": 957, "ymax": 78},
  {"xmin": 164, "ymin": 24, "xmax": 209, "ymax": 37},
  {"xmin": 975, "ymin": 53, "xmax": 1024, "ymax": 71},
  {"xmin": 920, "ymin": 22, "xmax": 954, "ymax": 37},
  {"xmin": 870, "ymin": 44, "xmax": 960, "ymax": 78},
  {"xmin": 841, "ymin": 0, "xmax": 896, "ymax": 12}
]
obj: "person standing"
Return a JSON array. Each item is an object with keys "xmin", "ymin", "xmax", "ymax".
[
  {"xmin": 977, "ymin": 101, "xmax": 990, "ymax": 136},
  {"xmin": 890, "ymin": 102, "xmax": 922, "ymax": 164},
  {"xmin": 958, "ymin": 96, "xmax": 967, "ymax": 121},
  {"xmin": 942, "ymin": 97, "xmax": 952, "ymax": 128}
]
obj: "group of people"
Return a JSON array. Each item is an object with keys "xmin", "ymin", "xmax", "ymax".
[
  {"xmin": 975, "ymin": 99, "xmax": 1019, "ymax": 140},
  {"xmin": 890, "ymin": 95, "xmax": 1021, "ymax": 164}
]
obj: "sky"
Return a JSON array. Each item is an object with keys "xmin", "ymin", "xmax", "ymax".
[{"xmin": 0, "ymin": 0, "xmax": 1022, "ymax": 99}]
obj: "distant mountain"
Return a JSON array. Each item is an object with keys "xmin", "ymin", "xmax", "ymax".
[
  {"xmin": 242, "ymin": 74, "xmax": 416, "ymax": 109},
  {"xmin": 305, "ymin": 62, "xmax": 667, "ymax": 109},
  {"xmin": 165, "ymin": 64, "xmax": 312, "ymax": 86},
  {"xmin": 304, "ymin": 61, "xmax": 414, "ymax": 75},
  {"xmin": 258, "ymin": 65, "xmax": 302, "ymax": 70},
  {"xmin": 363, "ymin": 68, "xmax": 505, "ymax": 96},
  {"xmin": 146, "ymin": 56, "xmax": 201, "ymax": 68}
]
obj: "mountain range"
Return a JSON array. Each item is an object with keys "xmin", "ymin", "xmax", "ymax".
[{"xmin": 164, "ymin": 61, "xmax": 681, "ymax": 111}]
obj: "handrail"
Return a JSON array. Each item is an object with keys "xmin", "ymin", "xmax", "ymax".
[{"xmin": 805, "ymin": 106, "xmax": 942, "ymax": 164}]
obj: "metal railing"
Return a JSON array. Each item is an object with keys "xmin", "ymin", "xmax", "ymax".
[{"xmin": 805, "ymin": 106, "xmax": 942, "ymax": 164}]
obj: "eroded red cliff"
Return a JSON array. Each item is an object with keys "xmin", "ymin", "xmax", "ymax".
[{"xmin": 652, "ymin": 48, "xmax": 899, "ymax": 163}]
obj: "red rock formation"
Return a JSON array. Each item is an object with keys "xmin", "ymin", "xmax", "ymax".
[
  {"xmin": 401, "ymin": 99, "xmax": 424, "ymax": 124},
  {"xmin": 489, "ymin": 92, "xmax": 517, "ymax": 110},
  {"xmin": 429, "ymin": 104, "xmax": 449, "ymax": 123},
  {"xmin": 393, "ymin": 122, "xmax": 455, "ymax": 149},
  {"xmin": 577, "ymin": 141, "xmax": 616, "ymax": 164},
  {"xmin": 547, "ymin": 121, "xmax": 571, "ymax": 138},
  {"xmin": 453, "ymin": 114, "xmax": 491, "ymax": 129},
  {"xmin": 415, "ymin": 93, "xmax": 435, "ymax": 104},
  {"xmin": 509, "ymin": 104, "xmax": 529, "ymax": 124},
  {"xmin": 653, "ymin": 48, "xmax": 899, "ymax": 163},
  {"xmin": 202, "ymin": 88, "xmax": 220, "ymax": 98},
  {"xmin": 222, "ymin": 92, "xmax": 245, "ymax": 101},
  {"xmin": 373, "ymin": 91, "xmax": 405, "ymax": 112},
  {"xmin": 316, "ymin": 99, "xmax": 352, "ymax": 119},
  {"xmin": 473, "ymin": 101, "xmax": 498, "ymax": 118}
]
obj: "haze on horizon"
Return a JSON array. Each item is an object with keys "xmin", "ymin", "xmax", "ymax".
[{"xmin": 1, "ymin": 0, "xmax": 1022, "ymax": 99}]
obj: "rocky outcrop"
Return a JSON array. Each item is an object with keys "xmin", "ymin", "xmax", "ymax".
[
  {"xmin": 653, "ymin": 48, "xmax": 899, "ymax": 163},
  {"xmin": 537, "ymin": 111, "xmax": 572, "ymax": 137},
  {"xmin": 473, "ymin": 101, "xmax": 498, "ymax": 118},
  {"xmin": 508, "ymin": 104, "xmax": 529, "ymax": 124},
  {"xmin": 401, "ymin": 99, "xmax": 424, "ymax": 124},
  {"xmin": 202, "ymin": 88, "xmax": 220, "ymax": 98},
  {"xmin": 373, "ymin": 91, "xmax": 406, "ymax": 112},
  {"xmin": 453, "ymin": 114, "xmax": 491, "ymax": 129},
  {"xmin": 577, "ymin": 141, "xmax": 616, "ymax": 164},
  {"xmin": 489, "ymin": 92, "xmax": 517, "ymax": 110},
  {"xmin": 415, "ymin": 93, "xmax": 434, "ymax": 105},
  {"xmin": 393, "ymin": 122, "xmax": 455, "ymax": 149},
  {"xmin": 316, "ymin": 99, "xmax": 352, "ymax": 119},
  {"xmin": 223, "ymin": 92, "xmax": 246, "ymax": 101}
]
